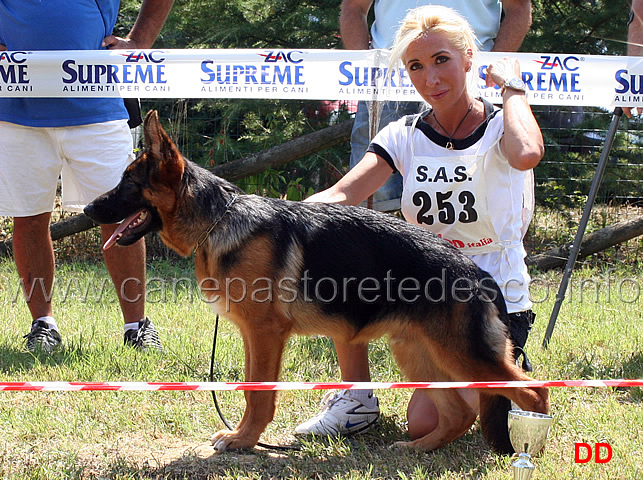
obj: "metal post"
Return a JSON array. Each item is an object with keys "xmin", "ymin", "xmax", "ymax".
[
  {"xmin": 365, "ymin": 50, "xmax": 384, "ymax": 210},
  {"xmin": 542, "ymin": 107, "xmax": 624, "ymax": 348}
]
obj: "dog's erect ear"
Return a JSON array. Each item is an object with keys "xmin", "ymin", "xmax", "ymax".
[
  {"xmin": 143, "ymin": 110, "xmax": 175, "ymax": 160},
  {"xmin": 143, "ymin": 110, "xmax": 184, "ymax": 184}
]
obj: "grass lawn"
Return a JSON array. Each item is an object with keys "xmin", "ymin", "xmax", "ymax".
[{"xmin": 0, "ymin": 249, "xmax": 640, "ymax": 479}]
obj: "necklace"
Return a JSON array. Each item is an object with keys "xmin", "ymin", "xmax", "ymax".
[{"xmin": 432, "ymin": 102, "xmax": 473, "ymax": 150}]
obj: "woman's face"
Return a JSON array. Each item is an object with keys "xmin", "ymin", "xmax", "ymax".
[{"xmin": 402, "ymin": 30, "xmax": 472, "ymax": 109}]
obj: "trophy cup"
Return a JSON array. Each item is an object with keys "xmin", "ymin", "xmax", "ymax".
[{"xmin": 508, "ymin": 410, "xmax": 553, "ymax": 480}]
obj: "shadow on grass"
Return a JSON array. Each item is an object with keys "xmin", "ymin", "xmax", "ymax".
[
  {"xmin": 143, "ymin": 418, "xmax": 499, "ymax": 479},
  {"xmin": 621, "ymin": 351, "xmax": 643, "ymax": 378},
  {"xmin": 564, "ymin": 349, "xmax": 642, "ymax": 402},
  {"xmin": 0, "ymin": 341, "xmax": 94, "ymax": 373},
  {"xmin": 621, "ymin": 351, "xmax": 643, "ymax": 402}
]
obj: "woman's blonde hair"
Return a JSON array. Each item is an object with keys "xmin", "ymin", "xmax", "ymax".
[{"xmin": 388, "ymin": 5, "xmax": 480, "ymax": 95}]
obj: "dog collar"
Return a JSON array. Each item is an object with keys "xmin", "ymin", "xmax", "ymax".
[{"xmin": 194, "ymin": 194, "xmax": 238, "ymax": 253}]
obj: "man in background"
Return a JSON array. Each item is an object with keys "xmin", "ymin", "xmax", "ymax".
[
  {"xmin": 0, "ymin": 0, "xmax": 174, "ymax": 353},
  {"xmin": 625, "ymin": 0, "xmax": 642, "ymax": 117}
]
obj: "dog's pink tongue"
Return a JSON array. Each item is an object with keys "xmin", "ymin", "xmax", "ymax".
[{"xmin": 102, "ymin": 211, "xmax": 141, "ymax": 250}]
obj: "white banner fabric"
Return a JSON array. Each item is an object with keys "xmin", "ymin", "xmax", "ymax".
[{"xmin": 1, "ymin": 49, "xmax": 642, "ymax": 107}]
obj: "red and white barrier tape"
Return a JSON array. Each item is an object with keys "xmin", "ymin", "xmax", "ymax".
[{"xmin": 0, "ymin": 379, "xmax": 640, "ymax": 392}]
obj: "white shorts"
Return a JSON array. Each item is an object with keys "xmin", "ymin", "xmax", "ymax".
[{"xmin": 0, "ymin": 120, "xmax": 134, "ymax": 216}]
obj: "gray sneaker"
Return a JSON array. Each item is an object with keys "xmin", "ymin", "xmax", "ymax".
[
  {"xmin": 24, "ymin": 320, "xmax": 62, "ymax": 353},
  {"xmin": 124, "ymin": 317, "xmax": 163, "ymax": 351}
]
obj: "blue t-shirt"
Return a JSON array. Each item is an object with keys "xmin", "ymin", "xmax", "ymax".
[
  {"xmin": 0, "ymin": 0, "xmax": 128, "ymax": 127},
  {"xmin": 371, "ymin": 0, "xmax": 502, "ymax": 51}
]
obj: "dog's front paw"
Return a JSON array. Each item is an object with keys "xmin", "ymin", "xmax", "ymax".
[{"xmin": 211, "ymin": 429, "xmax": 258, "ymax": 453}]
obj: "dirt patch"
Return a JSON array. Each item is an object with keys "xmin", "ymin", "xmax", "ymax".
[{"xmin": 71, "ymin": 434, "xmax": 292, "ymax": 478}]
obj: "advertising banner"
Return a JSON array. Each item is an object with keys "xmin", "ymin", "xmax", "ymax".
[{"xmin": 1, "ymin": 48, "xmax": 641, "ymax": 107}]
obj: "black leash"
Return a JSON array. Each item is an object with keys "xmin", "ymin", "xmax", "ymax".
[{"xmin": 209, "ymin": 314, "xmax": 299, "ymax": 452}]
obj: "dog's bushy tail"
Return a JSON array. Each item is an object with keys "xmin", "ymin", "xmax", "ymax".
[{"xmin": 479, "ymin": 393, "xmax": 514, "ymax": 454}]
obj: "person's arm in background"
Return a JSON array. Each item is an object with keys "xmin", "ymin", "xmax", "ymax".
[
  {"xmin": 624, "ymin": 0, "xmax": 643, "ymax": 117},
  {"xmin": 340, "ymin": 0, "xmax": 374, "ymax": 50},
  {"xmin": 492, "ymin": 0, "xmax": 532, "ymax": 52},
  {"xmin": 486, "ymin": 0, "xmax": 532, "ymax": 87},
  {"xmin": 628, "ymin": 0, "xmax": 643, "ymax": 56},
  {"xmin": 102, "ymin": 0, "xmax": 174, "ymax": 50}
]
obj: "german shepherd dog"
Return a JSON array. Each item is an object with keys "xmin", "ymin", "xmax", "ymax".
[{"xmin": 85, "ymin": 111, "xmax": 549, "ymax": 454}]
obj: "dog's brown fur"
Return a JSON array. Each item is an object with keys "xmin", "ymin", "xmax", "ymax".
[{"xmin": 85, "ymin": 111, "xmax": 549, "ymax": 453}]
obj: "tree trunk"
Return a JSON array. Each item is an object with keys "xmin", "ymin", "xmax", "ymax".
[
  {"xmin": 0, "ymin": 119, "xmax": 354, "ymax": 256},
  {"xmin": 212, "ymin": 118, "xmax": 353, "ymax": 181},
  {"xmin": 525, "ymin": 215, "xmax": 643, "ymax": 271}
]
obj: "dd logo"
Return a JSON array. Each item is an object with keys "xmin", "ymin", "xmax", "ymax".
[{"xmin": 574, "ymin": 442, "xmax": 613, "ymax": 463}]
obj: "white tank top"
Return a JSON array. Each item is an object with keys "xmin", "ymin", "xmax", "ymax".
[{"xmin": 370, "ymin": 103, "xmax": 534, "ymax": 312}]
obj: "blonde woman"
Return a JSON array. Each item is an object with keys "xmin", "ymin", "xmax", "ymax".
[{"xmin": 296, "ymin": 5, "xmax": 544, "ymax": 447}]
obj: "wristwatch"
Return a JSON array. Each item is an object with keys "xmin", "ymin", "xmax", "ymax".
[{"xmin": 502, "ymin": 77, "xmax": 526, "ymax": 94}]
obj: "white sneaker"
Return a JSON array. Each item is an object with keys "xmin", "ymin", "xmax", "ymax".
[{"xmin": 295, "ymin": 389, "xmax": 380, "ymax": 436}]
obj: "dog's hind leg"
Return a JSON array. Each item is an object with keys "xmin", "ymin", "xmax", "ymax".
[
  {"xmin": 211, "ymin": 315, "xmax": 290, "ymax": 452},
  {"xmin": 388, "ymin": 334, "xmax": 478, "ymax": 451},
  {"xmin": 478, "ymin": 359, "xmax": 550, "ymax": 454}
]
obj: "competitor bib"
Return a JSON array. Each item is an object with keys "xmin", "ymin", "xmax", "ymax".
[{"xmin": 401, "ymin": 140, "xmax": 503, "ymax": 255}]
